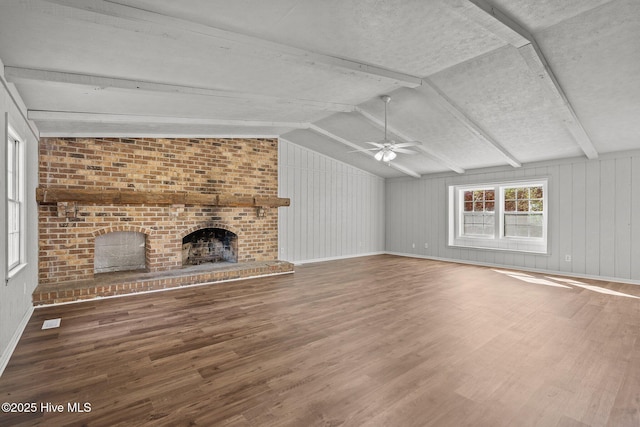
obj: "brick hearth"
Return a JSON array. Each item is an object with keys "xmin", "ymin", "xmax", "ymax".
[{"xmin": 32, "ymin": 260, "xmax": 294, "ymax": 306}]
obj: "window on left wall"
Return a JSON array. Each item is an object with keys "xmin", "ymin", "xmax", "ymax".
[{"xmin": 7, "ymin": 128, "xmax": 24, "ymax": 272}]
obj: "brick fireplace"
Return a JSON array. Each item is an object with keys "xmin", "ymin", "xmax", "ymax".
[{"xmin": 35, "ymin": 137, "xmax": 292, "ymax": 304}]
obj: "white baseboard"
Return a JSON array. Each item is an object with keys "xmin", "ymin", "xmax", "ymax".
[
  {"xmin": 0, "ymin": 305, "xmax": 34, "ymax": 378},
  {"xmin": 292, "ymin": 251, "xmax": 386, "ymax": 266},
  {"xmin": 385, "ymin": 251, "xmax": 640, "ymax": 287}
]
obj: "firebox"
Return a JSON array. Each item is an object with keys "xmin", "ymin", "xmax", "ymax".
[{"xmin": 182, "ymin": 228, "xmax": 238, "ymax": 266}]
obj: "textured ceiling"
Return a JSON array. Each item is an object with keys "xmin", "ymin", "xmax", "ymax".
[{"xmin": 0, "ymin": 0, "xmax": 638, "ymax": 178}]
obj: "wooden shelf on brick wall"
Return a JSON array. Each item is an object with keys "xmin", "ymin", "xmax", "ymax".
[{"xmin": 35, "ymin": 187, "xmax": 290, "ymax": 208}]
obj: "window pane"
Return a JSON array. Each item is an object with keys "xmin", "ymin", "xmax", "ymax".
[
  {"xmin": 504, "ymin": 213, "xmax": 517, "ymax": 225},
  {"xmin": 530, "ymin": 226, "xmax": 543, "ymax": 238},
  {"xmin": 7, "ymin": 136, "xmax": 22, "ymax": 269},
  {"xmin": 505, "ymin": 200, "xmax": 516, "ymax": 211},
  {"xmin": 531, "ymin": 186, "xmax": 543, "ymax": 199},
  {"xmin": 517, "ymin": 200, "xmax": 529, "ymax": 211},
  {"xmin": 9, "ymin": 201, "xmax": 19, "ymax": 232},
  {"xmin": 464, "ymin": 191, "xmax": 473, "ymax": 202},
  {"xmin": 516, "ymin": 187, "xmax": 529, "ymax": 199},
  {"xmin": 485, "ymin": 201, "xmax": 495, "ymax": 212},
  {"xmin": 462, "ymin": 212, "xmax": 494, "ymax": 236},
  {"xmin": 516, "ymin": 226, "xmax": 530, "ymax": 237},
  {"xmin": 530, "ymin": 214, "xmax": 543, "ymax": 225},
  {"xmin": 504, "ymin": 213, "xmax": 544, "ymax": 238},
  {"xmin": 530, "ymin": 200, "xmax": 543, "ymax": 211},
  {"xmin": 464, "ymin": 201, "xmax": 473, "ymax": 212},
  {"xmin": 504, "ymin": 188, "xmax": 516, "ymax": 200},
  {"xmin": 485, "ymin": 190, "xmax": 495, "ymax": 201},
  {"xmin": 8, "ymin": 140, "xmax": 16, "ymax": 199}
]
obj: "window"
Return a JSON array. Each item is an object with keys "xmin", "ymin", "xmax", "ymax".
[
  {"xmin": 7, "ymin": 129, "xmax": 23, "ymax": 271},
  {"xmin": 462, "ymin": 188, "xmax": 495, "ymax": 236},
  {"xmin": 448, "ymin": 179, "xmax": 548, "ymax": 254},
  {"xmin": 503, "ymin": 186, "xmax": 544, "ymax": 238}
]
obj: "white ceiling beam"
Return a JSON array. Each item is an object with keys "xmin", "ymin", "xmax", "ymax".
[
  {"xmin": 308, "ymin": 124, "xmax": 422, "ymax": 178},
  {"xmin": 5, "ymin": 66, "xmax": 356, "ymax": 113},
  {"xmin": 450, "ymin": 0, "xmax": 529, "ymax": 48},
  {"xmin": 355, "ymin": 108, "xmax": 465, "ymax": 174},
  {"xmin": 33, "ymin": 0, "xmax": 422, "ymax": 89},
  {"xmin": 463, "ymin": 0, "xmax": 599, "ymax": 160},
  {"xmin": 419, "ymin": 80, "xmax": 521, "ymax": 168},
  {"xmin": 27, "ymin": 110, "xmax": 309, "ymax": 129},
  {"xmin": 516, "ymin": 43, "xmax": 599, "ymax": 159}
]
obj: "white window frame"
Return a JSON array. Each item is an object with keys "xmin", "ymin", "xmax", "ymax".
[
  {"xmin": 7, "ymin": 126, "xmax": 25, "ymax": 275},
  {"xmin": 448, "ymin": 179, "xmax": 548, "ymax": 254}
]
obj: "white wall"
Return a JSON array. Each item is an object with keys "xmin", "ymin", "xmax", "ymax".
[
  {"xmin": 278, "ymin": 139, "xmax": 385, "ymax": 263},
  {"xmin": 0, "ymin": 61, "xmax": 39, "ymax": 375},
  {"xmin": 386, "ymin": 150, "xmax": 640, "ymax": 284}
]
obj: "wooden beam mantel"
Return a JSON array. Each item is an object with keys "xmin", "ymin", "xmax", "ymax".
[{"xmin": 36, "ymin": 187, "xmax": 290, "ymax": 208}]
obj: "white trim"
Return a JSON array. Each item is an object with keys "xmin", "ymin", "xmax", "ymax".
[
  {"xmin": 291, "ymin": 251, "xmax": 386, "ymax": 266},
  {"xmin": 0, "ymin": 58, "xmax": 39, "ymax": 140},
  {"xmin": 33, "ymin": 270, "xmax": 294, "ymax": 308},
  {"xmin": 0, "ymin": 305, "xmax": 33, "ymax": 378},
  {"xmin": 385, "ymin": 251, "xmax": 640, "ymax": 287}
]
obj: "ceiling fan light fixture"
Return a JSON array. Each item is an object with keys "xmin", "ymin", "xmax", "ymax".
[
  {"xmin": 374, "ymin": 150, "xmax": 384, "ymax": 161},
  {"xmin": 382, "ymin": 150, "xmax": 397, "ymax": 162}
]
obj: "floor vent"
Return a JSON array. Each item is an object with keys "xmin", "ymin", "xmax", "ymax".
[{"xmin": 42, "ymin": 318, "xmax": 61, "ymax": 330}]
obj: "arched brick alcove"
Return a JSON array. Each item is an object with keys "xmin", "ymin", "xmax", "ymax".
[{"xmin": 92, "ymin": 225, "xmax": 154, "ymax": 274}]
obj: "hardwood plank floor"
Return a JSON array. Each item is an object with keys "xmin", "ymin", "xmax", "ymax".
[{"xmin": 1, "ymin": 255, "xmax": 639, "ymax": 426}]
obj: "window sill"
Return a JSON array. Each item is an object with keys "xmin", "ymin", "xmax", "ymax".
[
  {"xmin": 7, "ymin": 263, "xmax": 28, "ymax": 282},
  {"xmin": 448, "ymin": 243, "xmax": 549, "ymax": 255}
]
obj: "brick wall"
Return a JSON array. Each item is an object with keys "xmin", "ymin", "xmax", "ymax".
[{"xmin": 38, "ymin": 137, "xmax": 279, "ymax": 285}]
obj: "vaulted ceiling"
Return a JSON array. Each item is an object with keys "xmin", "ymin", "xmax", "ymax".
[{"xmin": 1, "ymin": 0, "xmax": 638, "ymax": 178}]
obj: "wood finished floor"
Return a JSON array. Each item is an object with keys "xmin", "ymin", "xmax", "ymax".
[{"xmin": 1, "ymin": 255, "xmax": 639, "ymax": 426}]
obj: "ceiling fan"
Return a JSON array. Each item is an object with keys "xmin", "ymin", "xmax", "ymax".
[{"xmin": 354, "ymin": 95, "xmax": 420, "ymax": 162}]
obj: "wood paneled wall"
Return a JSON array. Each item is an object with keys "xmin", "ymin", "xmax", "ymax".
[
  {"xmin": 385, "ymin": 151, "xmax": 640, "ymax": 283},
  {"xmin": 278, "ymin": 139, "xmax": 385, "ymax": 263},
  {"xmin": 0, "ymin": 69, "xmax": 39, "ymax": 375}
]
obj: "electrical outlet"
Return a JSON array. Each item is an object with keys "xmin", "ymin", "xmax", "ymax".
[
  {"xmin": 424, "ymin": 243, "xmax": 429, "ymax": 249},
  {"xmin": 412, "ymin": 243, "xmax": 415, "ymax": 249},
  {"xmin": 565, "ymin": 254, "xmax": 572, "ymax": 262}
]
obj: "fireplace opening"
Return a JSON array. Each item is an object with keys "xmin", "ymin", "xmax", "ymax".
[
  {"xmin": 182, "ymin": 228, "xmax": 238, "ymax": 266},
  {"xmin": 95, "ymin": 231, "xmax": 147, "ymax": 273}
]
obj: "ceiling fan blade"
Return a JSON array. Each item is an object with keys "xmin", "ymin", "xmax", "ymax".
[
  {"xmin": 348, "ymin": 148, "xmax": 379, "ymax": 153},
  {"xmin": 364, "ymin": 141, "xmax": 384, "ymax": 147},
  {"xmin": 394, "ymin": 141, "xmax": 420, "ymax": 148},
  {"xmin": 394, "ymin": 148, "xmax": 418, "ymax": 154}
]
